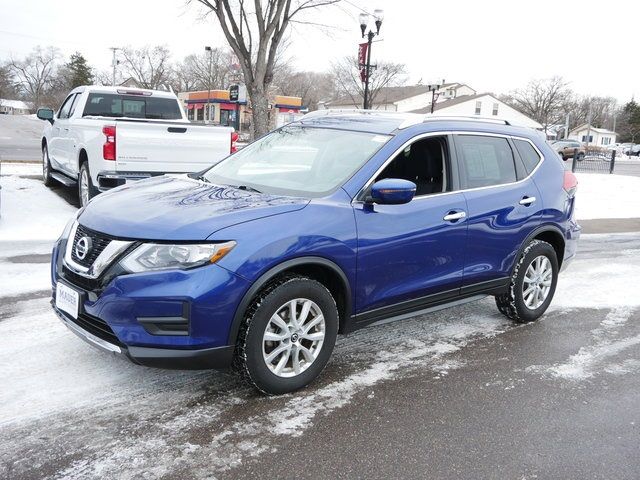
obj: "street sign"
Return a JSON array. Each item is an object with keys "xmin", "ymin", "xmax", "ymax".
[{"xmin": 229, "ymin": 84, "xmax": 239, "ymax": 102}]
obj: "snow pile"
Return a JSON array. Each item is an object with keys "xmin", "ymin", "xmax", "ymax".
[
  {"xmin": 0, "ymin": 175, "xmax": 76, "ymax": 241},
  {"xmin": 575, "ymin": 173, "xmax": 640, "ymax": 220}
]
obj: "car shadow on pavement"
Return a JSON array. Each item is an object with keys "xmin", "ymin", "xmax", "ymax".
[{"xmin": 20, "ymin": 174, "xmax": 79, "ymax": 207}]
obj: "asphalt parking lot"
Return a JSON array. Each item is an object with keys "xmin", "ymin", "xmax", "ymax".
[{"xmin": 1, "ymin": 230, "xmax": 639, "ymax": 479}]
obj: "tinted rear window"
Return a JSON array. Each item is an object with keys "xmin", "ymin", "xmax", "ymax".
[{"xmin": 82, "ymin": 93, "xmax": 182, "ymax": 119}]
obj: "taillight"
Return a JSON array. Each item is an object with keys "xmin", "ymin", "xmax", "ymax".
[
  {"xmin": 230, "ymin": 131, "xmax": 239, "ymax": 154},
  {"xmin": 563, "ymin": 171, "xmax": 578, "ymax": 196},
  {"xmin": 103, "ymin": 125, "xmax": 116, "ymax": 161}
]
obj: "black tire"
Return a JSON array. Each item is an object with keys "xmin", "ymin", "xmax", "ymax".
[
  {"xmin": 577, "ymin": 153, "xmax": 585, "ymax": 161},
  {"xmin": 42, "ymin": 145, "xmax": 54, "ymax": 187},
  {"xmin": 495, "ymin": 240, "xmax": 558, "ymax": 323},
  {"xmin": 78, "ymin": 161, "xmax": 98, "ymax": 207},
  {"xmin": 234, "ymin": 275, "xmax": 339, "ymax": 395}
]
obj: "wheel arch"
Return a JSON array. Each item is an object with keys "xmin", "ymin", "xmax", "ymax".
[
  {"xmin": 515, "ymin": 225, "xmax": 566, "ymax": 274},
  {"xmin": 227, "ymin": 256, "xmax": 353, "ymax": 345}
]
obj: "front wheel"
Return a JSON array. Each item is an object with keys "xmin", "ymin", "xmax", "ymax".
[
  {"xmin": 234, "ymin": 275, "xmax": 339, "ymax": 395},
  {"xmin": 495, "ymin": 240, "xmax": 558, "ymax": 323},
  {"xmin": 42, "ymin": 145, "xmax": 54, "ymax": 187},
  {"xmin": 78, "ymin": 162, "xmax": 97, "ymax": 207}
]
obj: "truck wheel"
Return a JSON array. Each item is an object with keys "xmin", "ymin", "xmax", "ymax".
[
  {"xmin": 234, "ymin": 275, "xmax": 339, "ymax": 395},
  {"xmin": 495, "ymin": 240, "xmax": 558, "ymax": 323},
  {"xmin": 78, "ymin": 162, "xmax": 98, "ymax": 207},
  {"xmin": 42, "ymin": 145, "xmax": 54, "ymax": 187}
]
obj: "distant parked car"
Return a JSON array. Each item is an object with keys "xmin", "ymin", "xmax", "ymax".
[
  {"xmin": 551, "ymin": 140, "xmax": 585, "ymax": 161},
  {"xmin": 627, "ymin": 144, "xmax": 640, "ymax": 157}
]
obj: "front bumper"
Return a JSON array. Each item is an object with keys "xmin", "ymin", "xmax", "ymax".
[
  {"xmin": 51, "ymin": 237, "xmax": 248, "ymax": 370},
  {"xmin": 52, "ymin": 303, "xmax": 235, "ymax": 369}
]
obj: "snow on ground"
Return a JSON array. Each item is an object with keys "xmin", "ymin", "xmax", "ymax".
[
  {"xmin": 0, "ymin": 174, "xmax": 77, "ymax": 241},
  {"xmin": 0, "ymin": 161, "xmax": 42, "ymax": 176},
  {"xmin": 575, "ymin": 173, "xmax": 640, "ymax": 220}
]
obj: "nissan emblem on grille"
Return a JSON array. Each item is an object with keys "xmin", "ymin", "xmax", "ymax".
[{"xmin": 75, "ymin": 236, "xmax": 93, "ymax": 260}]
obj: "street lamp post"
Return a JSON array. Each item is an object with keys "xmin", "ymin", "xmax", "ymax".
[
  {"xmin": 359, "ymin": 9, "xmax": 384, "ymax": 110},
  {"xmin": 204, "ymin": 46, "xmax": 213, "ymax": 124}
]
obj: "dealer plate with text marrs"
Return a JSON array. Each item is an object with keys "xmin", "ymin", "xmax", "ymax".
[{"xmin": 55, "ymin": 282, "xmax": 79, "ymax": 319}]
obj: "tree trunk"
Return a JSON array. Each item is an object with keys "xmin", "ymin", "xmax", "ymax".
[{"xmin": 248, "ymin": 86, "xmax": 270, "ymax": 139}]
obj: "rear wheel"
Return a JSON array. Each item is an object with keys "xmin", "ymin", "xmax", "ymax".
[
  {"xmin": 495, "ymin": 240, "xmax": 558, "ymax": 323},
  {"xmin": 78, "ymin": 162, "xmax": 97, "ymax": 207},
  {"xmin": 42, "ymin": 145, "xmax": 54, "ymax": 187},
  {"xmin": 577, "ymin": 152, "xmax": 585, "ymax": 161},
  {"xmin": 234, "ymin": 275, "xmax": 339, "ymax": 395}
]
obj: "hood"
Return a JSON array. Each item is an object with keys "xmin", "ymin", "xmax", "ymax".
[{"xmin": 78, "ymin": 176, "xmax": 309, "ymax": 240}]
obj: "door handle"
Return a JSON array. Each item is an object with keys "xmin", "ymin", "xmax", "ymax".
[
  {"xmin": 519, "ymin": 196, "xmax": 536, "ymax": 206},
  {"xmin": 443, "ymin": 211, "xmax": 466, "ymax": 222}
]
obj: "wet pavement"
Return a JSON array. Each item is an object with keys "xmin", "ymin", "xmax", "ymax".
[{"xmin": 1, "ymin": 232, "xmax": 639, "ymax": 479}]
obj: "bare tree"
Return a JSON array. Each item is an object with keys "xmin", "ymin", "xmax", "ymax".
[
  {"xmin": 173, "ymin": 49, "xmax": 234, "ymax": 92},
  {"xmin": 330, "ymin": 56, "xmax": 407, "ymax": 108},
  {"xmin": 9, "ymin": 46, "xmax": 60, "ymax": 108},
  {"xmin": 501, "ymin": 76, "xmax": 572, "ymax": 133},
  {"xmin": 190, "ymin": 0, "xmax": 341, "ymax": 138},
  {"xmin": 566, "ymin": 95, "xmax": 617, "ymax": 130},
  {"xmin": 272, "ymin": 65, "xmax": 334, "ymax": 110},
  {"xmin": 120, "ymin": 46, "xmax": 173, "ymax": 90}
]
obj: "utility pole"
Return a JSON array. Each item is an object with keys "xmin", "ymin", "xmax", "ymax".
[
  {"xmin": 585, "ymin": 103, "xmax": 592, "ymax": 147},
  {"xmin": 205, "ymin": 46, "xmax": 213, "ymax": 124},
  {"xmin": 110, "ymin": 47, "xmax": 120, "ymax": 86},
  {"xmin": 565, "ymin": 113, "xmax": 570, "ymax": 140}
]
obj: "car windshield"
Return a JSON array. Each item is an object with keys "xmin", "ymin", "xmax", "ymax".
[{"xmin": 203, "ymin": 126, "xmax": 391, "ymax": 197}]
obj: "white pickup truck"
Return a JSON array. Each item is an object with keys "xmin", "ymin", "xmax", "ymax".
[{"xmin": 36, "ymin": 86, "xmax": 236, "ymax": 206}]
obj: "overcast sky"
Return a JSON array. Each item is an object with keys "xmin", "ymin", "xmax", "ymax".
[{"xmin": 0, "ymin": 0, "xmax": 636, "ymax": 102}]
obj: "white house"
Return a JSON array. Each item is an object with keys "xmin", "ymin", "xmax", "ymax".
[
  {"xmin": 0, "ymin": 99, "xmax": 31, "ymax": 115},
  {"xmin": 324, "ymin": 83, "xmax": 477, "ymax": 113},
  {"xmin": 568, "ymin": 124, "xmax": 617, "ymax": 146},
  {"xmin": 409, "ymin": 93, "xmax": 542, "ymax": 129}
]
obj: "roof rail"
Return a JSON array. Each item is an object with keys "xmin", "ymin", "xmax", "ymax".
[
  {"xmin": 299, "ymin": 109, "xmax": 514, "ymax": 130},
  {"xmin": 421, "ymin": 115, "xmax": 511, "ymax": 126}
]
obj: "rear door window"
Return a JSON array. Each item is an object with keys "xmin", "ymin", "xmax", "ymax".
[
  {"xmin": 454, "ymin": 135, "xmax": 517, "ymax": 189},
  {"xmin": 513, "ymin": 139, "xmax": 542, "ymax": 174},
  {"xmin": 82, "ymin": 93, "xmax": 182, "ymax": 119}
]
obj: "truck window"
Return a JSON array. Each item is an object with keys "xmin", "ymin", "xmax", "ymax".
[{"xmin": 82, "ymin": 93, "xmax": 182, "ymax": 120}]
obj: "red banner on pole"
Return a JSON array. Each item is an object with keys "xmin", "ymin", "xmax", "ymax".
[{"xmin": 358, "ymin": 42, "xmax": 368, "ymax": 83}]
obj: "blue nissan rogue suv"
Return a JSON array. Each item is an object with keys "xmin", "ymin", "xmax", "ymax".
[{"xmin": 51, "ymin": 111, "xmax": 580, "ymax": 394}]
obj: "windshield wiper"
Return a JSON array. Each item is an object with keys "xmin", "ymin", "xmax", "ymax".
[
  {"xmin": 195, "ymin": 174, "xmax": 210, "ymax": 183},
  {"xmin": 228, "ymin": 184, "xmax": 261, "ymax": 194}
]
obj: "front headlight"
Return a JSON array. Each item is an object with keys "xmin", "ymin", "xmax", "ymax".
[{"xmin": 119, "ymin": 241, "xmax": 236, "ymax": 273}]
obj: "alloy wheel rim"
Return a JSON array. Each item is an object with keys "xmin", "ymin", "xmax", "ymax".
[
  {"xmin": 80, "ymin": 169, "xmax": 89, "ymax": 206},
  {"xmin": 262, "ymin": 298, "xmax": 326, "ymax": 378},
  {"xmin": 522, "ymin": 255, "xmax": 553, "ymax": 310}
]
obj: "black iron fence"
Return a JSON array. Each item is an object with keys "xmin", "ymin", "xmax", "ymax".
[{"xmin": 571, "ymin": 147, "xmax": 616, "ymax": 174}]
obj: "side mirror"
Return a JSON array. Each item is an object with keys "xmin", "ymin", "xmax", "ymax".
[
  {"xmin": 369, "ymin": 178, "xmax": 416, "ymax": 205},
  {"xmin": 37, "ymin": 108, "xmax": 55, "ymax": 124}
]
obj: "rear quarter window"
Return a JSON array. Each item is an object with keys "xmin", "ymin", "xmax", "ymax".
[{"xmin": 514, "ymin": 139, "xmax": 542, "ymax": 174}]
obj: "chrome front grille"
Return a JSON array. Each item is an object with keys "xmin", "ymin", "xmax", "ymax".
[
  {"xmin": 70, "ymin": 224, "xmax": 112, "ymax": 268},
  {"xmin": 63, "ymin": 222, "xmax": 134, "ymax": 279}
]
